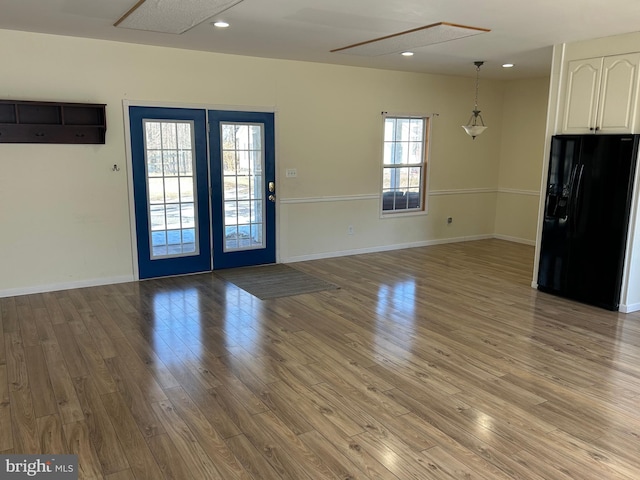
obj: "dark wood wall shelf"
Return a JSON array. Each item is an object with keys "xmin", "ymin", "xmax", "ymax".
[{"xmin": 0, "ymin": 100, "xmax": 106, "ymax": 144}]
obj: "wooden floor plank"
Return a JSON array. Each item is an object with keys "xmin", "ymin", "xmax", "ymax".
[
  {"xmin": 100, "ymin": 391, "xmax": 165, "ymax": 480},
  {"xmin": 1, "ymin": 239, "xmax": 640, "ymax": 479},
  {"xmin": 0, "ymin": 365, "xmax": 13, "ymax": 451},
  {"xmin": 146, "ymin": 433, "xmax": 196, "ymax": 480},
  {"xmin": 64, "ymin": 420, "xmax": 105, "ymax": 480},
  {"xmin": 36, "ymin": 414, "xmax": 66, "ymax": 454},
  {"xmin": 73, "ymin": 376, "xmax": 129, "ymax": 475},
  {"xmin": 40, "ymin": 340, "xmax": 84, "ymax": 425},
  {"xmin": 162, "ymin": 386, "xmax": 251, "ymax": 479},
  {"xmin": 151, "ymin": 399, "xmax": 226, "ymax": 480},
  {"xmin": 23, "ymin": 345, "xmax": 57, "ymax": 418}
]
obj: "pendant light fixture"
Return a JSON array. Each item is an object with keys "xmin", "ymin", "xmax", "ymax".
[{"xmin": 462, "ymin": 61, "xmax": 488, "ymax": 139}]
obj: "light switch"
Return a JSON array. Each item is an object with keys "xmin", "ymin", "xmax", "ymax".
[{"xmin": 285, "ymin": 168, "xmax": 297, "ymax": 178}]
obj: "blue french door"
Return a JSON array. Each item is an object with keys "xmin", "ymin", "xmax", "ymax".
[
  {"xmin": 130, "ymin": 107, "xmax": 211, "ymax": 279},
  {"xmin": 130, "ymin": 106, "xmax": 276, "ymax": 279},
  {"xmin": 209, "ymin": 111, "xmax": 276, "ymax": 269}
]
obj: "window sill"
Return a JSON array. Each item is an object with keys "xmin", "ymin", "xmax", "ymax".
[{"xmin": 380, "ymin": 209, "xmax": 428, "ymax": 219}]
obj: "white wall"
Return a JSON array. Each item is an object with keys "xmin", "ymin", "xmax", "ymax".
[
  {"xmin": 0, "ymin": 28, "xmax": 546, "ymax": 296},
  {"xmin": 494, "ymin": 77, "xmax": 549, "ymax": 245}
]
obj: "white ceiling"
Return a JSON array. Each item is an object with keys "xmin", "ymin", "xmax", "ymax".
[{"xmin": 3, "ymin": 0, "xmax": 640, "ymax": 79}]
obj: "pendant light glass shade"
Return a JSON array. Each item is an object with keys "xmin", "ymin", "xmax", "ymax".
[{"xmin": 462, "ymin": 61, "xmax": 488, "ymax": 139}]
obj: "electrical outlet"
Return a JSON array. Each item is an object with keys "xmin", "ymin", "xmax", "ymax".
[
  {"xmin": 285, "ymin": 168, "xmax": 297, "ymax": 178},
  {"xmin": 347, "ymin": 225, "xmax": 354, "ymax": 235},
  {"xmin": 447, "ymin": 217, "xmax": 453, "ymax": 224}
]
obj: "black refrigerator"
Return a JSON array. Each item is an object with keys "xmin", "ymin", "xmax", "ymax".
[{"xmin": 537, "ymin": 134, "xmax": 639, "ymax": 310}]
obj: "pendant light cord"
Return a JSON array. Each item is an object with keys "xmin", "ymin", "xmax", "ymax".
[{"xmin": 474, "ymin": 64, "xmax": 481, "ymax": 111}]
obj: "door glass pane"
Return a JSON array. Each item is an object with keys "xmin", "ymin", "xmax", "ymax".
[
  {"xmin": 221, "ymin": 122, "xmax": 265, "ymax": 252},
  {"xmin": 144, "ymin": 120, "xmax": 199, "ymax": 259}
]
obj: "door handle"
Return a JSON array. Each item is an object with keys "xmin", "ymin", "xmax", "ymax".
[{"xmin": 268, "ymin": 194, "xmax": 276, "ymax": 202}]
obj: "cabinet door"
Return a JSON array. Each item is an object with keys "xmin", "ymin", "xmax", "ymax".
[
  {"xmin": 561, "ymin": 58, "xmax": 602, "ymax": 134},
  {"xmin": 597, "ymin": 53, "xmax": 640, "ymax": 133}
]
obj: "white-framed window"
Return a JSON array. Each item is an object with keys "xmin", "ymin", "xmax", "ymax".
[{"xmin": 381, "ymin": 115, "xmax": 430, "ymax": 214}]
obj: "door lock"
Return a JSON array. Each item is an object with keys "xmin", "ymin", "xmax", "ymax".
[{"xmin": 268, "ymin": 181, "xmax": 275, "ymax": 193}]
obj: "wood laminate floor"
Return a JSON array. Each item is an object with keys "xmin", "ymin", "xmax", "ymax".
[{"xmin": 2, "ymin": 239, "xmax": 640, "ymax": 479}]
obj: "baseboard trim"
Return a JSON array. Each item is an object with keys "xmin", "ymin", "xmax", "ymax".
[
  {"xmin": 0, "ymin": 275, "xmax": 134, "ymax": 299},
  {"xmin": 619, "ymin": 302, "xmax": 640, "ymax": 313},
  {"xmin": 493, "ymin": 234, "xmax": 536, "ymax": 246},
  {"xmin": 283, "ymin": 234, "xmax": 494, "ymax": 263}
]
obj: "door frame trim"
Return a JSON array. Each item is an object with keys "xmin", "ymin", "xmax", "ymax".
[{"xmin": 122, "ymin": 100, "xmax": 277, "ymax": 280}]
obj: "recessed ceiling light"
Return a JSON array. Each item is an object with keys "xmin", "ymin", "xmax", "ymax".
[
  {"xmin": 401, "ymin": 51, "xmax": 414, "ymax": 57},
  {"xmin": 502, "ymin": 63, "xmax": 514, "ymax": 68},
  {"xmin": 213, "ymin": 21, "xmax": 230, "ymax": 28}
]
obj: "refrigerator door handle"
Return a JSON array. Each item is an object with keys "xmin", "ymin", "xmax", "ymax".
[
  {"xmin": 571, "ymin": 164, "xmax": 585, "ymax": 234},
  {"xmin": 566, "ymin": 164, "xmax": 579, "ymax": 222}
]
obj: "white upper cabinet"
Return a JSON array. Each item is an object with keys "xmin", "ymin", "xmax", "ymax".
[{"xmin": 561, "ymin": 53, "xmax": 640, "ymax": 134}]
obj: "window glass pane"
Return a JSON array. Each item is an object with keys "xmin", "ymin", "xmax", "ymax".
[
  {"xmin": 237, "ymin": 201, "xmax": 250, "ymax": 223},
  {"xmin": 249, "ymin": 125, "xmax": 262, "ymax": 150},
  {"xmin": 222, "ymin": 124, "xmax": 235, "ymax": 149},
  {"xmin": 251, "ymin": 224, "xmax": 263, "ymax": 245},
  {"xmin": 224, "ymin": 176, "xmax": 237, "ymax": 200},
  {"xmin": 235, "ymin": 125, "xmax": 249, "ymax": 150},
  {"xmin": 182, "ymin": 243, "xmax": 196, "ymax": 254},
  {"xmin": 161, "ymin": 123, "xmax": 177, "ymax": 149},
  {"xmin": 223, "ymin": 151, "xmax": 236, "ymax": 175},
  {"xmin": 237, "ymin": 176, "xmax": 250, "ymax": 200},
  {"xmin": 164, "ymin": 177, "xmax": 179, "ymax": 203},
  {"xmin": 395, "ymin": 119, "xmax": 410, "ymax": 142},
  {"xmin": 253, "ymin": 177, "xmax": 263, "ymax": 200},
  {"xmin": 383, "ymin": 168, "xmax": 392, "ymax": 189},
  {"xmin": 151, "ymin": 231, "xmax": 166, "ymax": 247},
  {"xmin": 182, "ymin": 228, "xmax": 195, "ymax": 244},
  {"xmin": 383, "ymin": 142, "xmax": 394, "ymax": 166},
  {"xmin": 165, "ymin": 204, "xmax": 181, "ymax": 229},
  {"xmin": 179, "ymin": 151, "xmax": 193, "ymax": 175},
  {"xmin": 409, "ymin": 167, "xmax": 422, "ymax": 187},
  {"xmin": 238, "ymin": 151, "xmax": 250, "ymax": 175},
  {"xmin": 163, "ymin": 150, "xmax": 178, "ymax": 176},
  {"xmin": 397, "ymin": 143, "xmax": 408, "ymax": 165},
  {"xmin": 409, "ymin": 119, "xmax": 424, "ymax": 142},
  {"xmin": 225, "ymin": 202, "xmax": 238, "ymax": 226},
  {"xmin": 176, "ymin": 123, "xmax": 192, "ymax": 149},
  {"xmin": 251, "ymin": 200, "xmax": 263, "ymax": 222},
  {"xmin": 238, "ymin": 225, "xmax": 251, "ymax": 248},
  {"xmin": 408, "ymin": 142, "xmax": 423, "ymax": 164},
  {"xmin": 384, "ymin": 118, "xmax": 396, "ymax": 141},
  {"xmin": 407, "ymin": 189, "xmax": 421, "ymax": 209},
  {"xmin": 148, "ymin": 178, "xmax": 165, "ymax": 204},
  {"xmin": 145, "ymin": 122, "xmax": 161, "ymax": 149},
  {"xmin": 180, "ymin": 177, "xmax": 194, "ymax": 202},
  {"xmin": 147, "ymin": 150, "xmax": 163, "ymax": 176},
  {"xmin": 225, "ymin": 226, "xmax": 238, "ymax": 249},
  {"xmin": 153, "ymin": 245, "xmax": 168, "ymax": 257},
  {"xmin": 167, "ymin": 230, "xmax": 181, "ymax": 245},
  {"xmin": 398, "ymin": 167, "xmax": 410, "ymax": 188},
  {"xmin": 150, "ymin": 205, "xmax": 166, "ymax": 231},
  {"xmin": 181, "ymin": 203, "xmax": 195, "ymax": 228}
]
